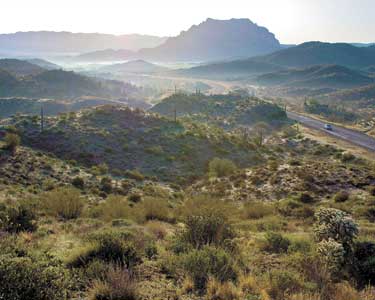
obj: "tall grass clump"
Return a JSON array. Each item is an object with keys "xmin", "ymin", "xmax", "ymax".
[{"xmin": 42, "ymin": 187, "xmax": 84, "ymax": 220}]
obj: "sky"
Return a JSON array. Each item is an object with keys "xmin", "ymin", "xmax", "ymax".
[{"xmin": 1, "ymin": 0, "xmax": 375, "ymax": 44}]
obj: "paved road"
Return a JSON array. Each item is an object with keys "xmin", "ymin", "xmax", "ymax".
[{"xmin": 287, "ymin": 111, "xmax": 375, "ymax": 152}]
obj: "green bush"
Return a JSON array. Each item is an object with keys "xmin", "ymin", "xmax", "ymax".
[
  {"xmin": 141, "ymin": 197, "xmax": 171, "ymax": 222},
  {"xmin": 243, "ymin": 202, "xmax": 274, "ymax": 219},
  {"xmin": 88, "ymin": 265, "xmax": 138, "ymax": 300},
  {"xmin": 334, "ymin": 191, "xmax": 350, "ymax": 203},
  {"xmin": 42, "ymin": 187, "xmax": 84, "ymax": 220},
  {"xmin": 3, "ymin": 132, "xmax": 20, "ymax": 152},
  {"xmin": 181, "ymin": 211, "xmax": 235, "ymax": 249},
  {"xmin": 208, "ymin": 158, "xmax": 237, "ymax": 178},
  {"xmin": 299, "ymin": 192, "xmax": 314, "ymax": 204},
  {"xmin": 71, "ymin": 177, "xmax": 85, "ymax": 189},
  {"xmin": 0, "ymin": 203, "xmax": 37, "ymax": 233},
  {"xmin": 267, "ymin": 270, "xmax": 302, "ymax": 300},
  {"xmin": 182, "ymin": 246, "xmax": 237, "ymax": 292},
  {"xmin": 352, "ymin": 241, "xmax": 375, "ymax": 286},
  {"xmin": 262, "ymin": 232, "xmax": 291, "ymax": 253},
  {"xmin": 67, "ymin": 231, "xmax": 140, "ymax": 269},
  {"xmin": 0, "ymin": 255, "xmax": 69, "ymax": 300}
]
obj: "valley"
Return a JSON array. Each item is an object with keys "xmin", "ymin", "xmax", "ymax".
[{"xmin": 1, "ymin": 14, "xmax": 375, "ymax": 300}]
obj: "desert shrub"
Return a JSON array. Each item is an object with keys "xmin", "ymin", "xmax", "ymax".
[
  {"xmin": 0, "ymin": 203, "xmax": 37, "ymax": 233},
  {"xmin": 277, "ymin": 199, "xmax": 303, "ymax": 217},
  {"xmin": 208, "ymin": 158, "xmax": 237, "ymax": 178},
  {"xmin": 341, "ymin": 152, "xmax": 355, "ymax": 162},
  {"xmin": 144, "ymin": 242, "xmax": 158, "ymax": 260},
  {"xmin": 368, "ymin": 186, "xmax": 375, "ymax": 196},
  {"xmin": 125, "ymin": 170, "xmax": 145, "ymax": 181},
  {"xmin": 88, "ymin": 265, "xmax": 137, "ymax": 300},
  {"xmin": 243, "ymin": 202, "xmax": 274, "ymax": 219},
  {"xmin": 262, "ymin": 232, "xmax": 291, "ymax": 253},
  {"xmin": 364, "ymin": 207, "xmax": 375, "ymax": 222},
  {"xmin": 313, "ymin": 208, "xmax": 358, "ymax": 247},
  {"xmin": 299, "ymin": 192, "xmax": 314, "ymax": 204},
  {"xmin": 288, "ymin": 236, "xmax": 313, "ymax": 254},
  {"xmin": 352, "ymin": 241, "xmax": 375, "ymax": 286},
  {"xmin": 128, "ymin": 193, "xmax": 142, "ymax": 203},
  {"xmin": 71, "ymin": 176, "xmax": 85, "ymax": 189},
  {"xmin": 182, "ymin": 246, "xmax": 238, "ymax": 292},
  {"xmin": 140, "ymin": 197, "xmax": 171, "ymax": 222},
  {"xmin": 3, "ymin": 132, "xmax": 20, "ymax": 152},
  {"xmin": 98, "ymin": 195, "xmax": 131, "ymax": 221},
  {"xmin": 267, "ymin": 270, "xmax": 302, "ymax": 300},
  {"xmin": 206, "ymin": 278, "xmax": 241, "ymax": 300},
  {"xmin": 100, "ymin": 177, "xmax": 113, "ymax": 194},
  {"xmin": 181, "ymin": 211, "xmax": 235, "ymax": 250},
  {"xmin": 0, "ymin": 255, "xmax": 69, "ymax": 300},
  {"xmin": 67, "ymin": 231, "xmax": 140, "ymax": 269},
  {"xmin": 317, "ymin": 238, "xmax": 345, "ymax": 273},
  {"xmin": 146, "ymin": 221, "xmax": 167, "ymax": 240},
  {"xmin": 334, "ymin": 191, "xmax": 350, "ymax": 203},
  {"xmin": 42, "ymin": 187, "xmax": 84, "ymax": 220}
]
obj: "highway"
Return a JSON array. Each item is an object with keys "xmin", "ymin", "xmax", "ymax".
[{"xmin": 287, "ymin": 111, "xmax": 375, "ymax": 152}]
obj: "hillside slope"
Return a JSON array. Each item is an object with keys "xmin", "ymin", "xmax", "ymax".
[
  {"xmin": 7, "ymin": 105, "xmax": 262, "ymax": 184},
  {"xmin": 255, "ymin": 65, "xmax": 374, "ymax": 89},
  {"xmin": 254, "ymin": 42, "xmax": 375, "ymax": 68},
  {"xmin": 0, "ymin": 59, "xmax": 45, "ymax": 77}
]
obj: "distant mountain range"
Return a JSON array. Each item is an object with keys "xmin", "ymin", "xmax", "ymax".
[
  {"xmin": 254, "ymin": 64, "xmax": 374, "ymax": 89},
  {"xmin": 0, "ymin": 31, "xmax": 168, "ymax": 55},
  {"xmin": 137, "ymin": 18, "xmax": 281, "ymax": 62},
  {"xmin": 70, "ymin": 18, "xmax": 282, "ymax": 63}
]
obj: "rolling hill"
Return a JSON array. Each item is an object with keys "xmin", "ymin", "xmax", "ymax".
[
  {"xmin": 172, "ymin": 59, "xmax": 284, "ymax": 80},
  {"xmin": 26, "ymin": 58, "xmax": 61, "ymax": 70},
  {"xmin": 254, "ymin": 65, "xmax": 374, "ymax": 89},
  {"xmin": 326, "ymin": 84, "xmax": 375, "ymax": 102},
  {"xmin": 137, "ymin": 18, "xmax": 282, "ymax": 62},
  {"xmin": 151, "ymin": 93, "xmax": 288, "ymax": 128},
  {"xmin": 0, "ymin": 68, "xmax": 136, "ymax": 99},
  {"xmin": 253, "ymin": 41, "xmax": 375, "ymax": 68},
  {"xmin": 6, "ymin": 105, "xmax": 262, "ymax": 183},
  {"xmin": 0, "ymin": 59, "xmax": 45, "ymax": 77}
]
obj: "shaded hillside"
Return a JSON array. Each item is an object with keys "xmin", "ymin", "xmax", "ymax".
[
  {"xmin": 0, "ymin": 97, "xmax": 151, "ymax": 118},
  {"xmin": 26, "ymin": 58, "xmax": 61, "ymax": 70},
  {"xmin": 254, "ymin": 42, "xmax": 375, "ymax": 68},
  {"xmin": 172, "ymin": 59, "xmax": 283, "ymax": 80},
  {"xmin": 101, "ymin": 60, "xmax": 169, "ymax": 74},
  {"xmin": 0, "ymin": 59, "xmax": 45, "ymax": 77},
  {"xmin": 151, "ymin": 93, "xmax": 288, "ymax": 128},
  {"xmin": 8, "ymin": 105, "xmax": 262, "ymax": 184},
  {"xmin": 255, "ymin": 65, "xmax": 374, "ymax": 89},
  {"xmin": 0, "ymin": 69, "xmax": 137, "ymax": 99},
  {"xmin": 326, "ymin": 84, "xmax": 375, "ymax": 102},
  {"xmin": 138, "ymin": 18, "xmax": 281, "ymax": 61},
  {"xmin": 74, "ymin": 49, "xmax": 135, "ymax": 62}
]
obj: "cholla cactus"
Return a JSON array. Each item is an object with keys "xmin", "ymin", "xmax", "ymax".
[
  {"xmin": 317, "ymin": 238, "xmax": 345, "ymax": 272},
  {"xmin": 314, "ymin": 208, "xmax": 358, "ymax": 246}
]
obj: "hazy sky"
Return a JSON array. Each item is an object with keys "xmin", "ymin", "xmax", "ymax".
[{"xmin": 2, "ymin": 0, "xmax": 374, "ymax": 44}]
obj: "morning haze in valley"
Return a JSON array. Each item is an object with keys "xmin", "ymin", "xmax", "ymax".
[{"xmin": 1, "ymin": 1, "xmax": 375, "ymax": 300}]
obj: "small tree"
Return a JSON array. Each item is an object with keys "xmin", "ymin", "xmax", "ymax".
[
  {"xmin": 253, "ymin": 122, "xmax": 270, "ymax": 146},
  {"xmin": 3, "ymin": 133, "xmax": 20, "ymax": 152},
  {"xmin": 208, "ymin": 158, "xmax": 237, "ymax": 178}
]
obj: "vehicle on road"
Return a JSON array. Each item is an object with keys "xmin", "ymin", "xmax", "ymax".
[{"xmin": 324, "ymin": 124, "xmax": 333, "ymax": 131}]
